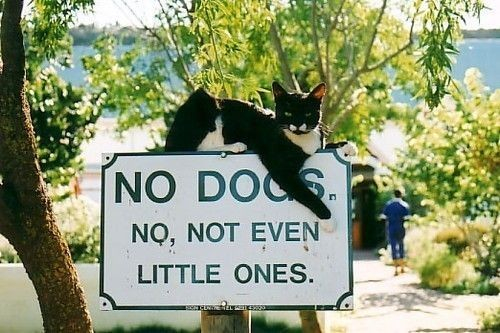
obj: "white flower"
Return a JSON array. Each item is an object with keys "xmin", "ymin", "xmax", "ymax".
[{"xmin": 464, "ymin": 67, "xmax": 485, "ymax": 94}]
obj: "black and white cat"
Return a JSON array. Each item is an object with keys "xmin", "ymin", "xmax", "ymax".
[{"xmin": 165, "ymin": 82, "xmax": 357, "ymax": 219}]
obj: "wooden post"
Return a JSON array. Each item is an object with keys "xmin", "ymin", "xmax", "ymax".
[{"xmin": 201, "ymin": 310, "xmax": 251, "ymax": 333}]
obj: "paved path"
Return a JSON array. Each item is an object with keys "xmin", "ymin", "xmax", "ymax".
[{"xmin": 328, "ymin": 251, "xmax": 498, "ymax": 333}]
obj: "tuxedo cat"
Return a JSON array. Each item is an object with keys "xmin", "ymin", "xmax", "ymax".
[{"xmin": 165, "ymin": 82, "xmax": 356, "ymax": 219}]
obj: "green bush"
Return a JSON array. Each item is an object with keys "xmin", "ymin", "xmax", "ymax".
[
  {"xmin": 434, "ymin": 226, "xmax": 467, "ymax": 253},
  {"xmin": 96, "ymin": 317, "xmax": 301, "ymax": 333},
  {"xmin": 477, "ymin": 305, "xmax": 500, "ymax": 331},
  {"xmin": 404, "ymin": 224, "xmax": 491, "ymax": 294},
  {"xmin": 0, "ymin": 194, "xmax": 100, "ymax": 264},
  {"xmin": 472, "ymin": 277, "xmax": 500, "ymax": 296},
  {"xmin": 0, "ymin": 236, "xmax": 21, "ymax": 263},
  {"xmin": 97, "ymin": 325, "xmax": 198, "ymax": 333},
  {"xmin": 417, "ymin": 245, "xmax": 479, "ymax": 292},
  {"xmin": 53, "ymin": 195, "xmax": 100, "ymax": 263},
  {"xmin": 252, "ymin": 317, "xmax": 301, "ymax": 333}
]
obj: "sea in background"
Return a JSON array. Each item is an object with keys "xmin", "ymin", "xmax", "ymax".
[
  {"xmin": 65, "ymin": 38, "xmax": 499, "ymax": 165},
  {"xmin": 454, "ymin": 39, "xmax": 500, "ymax": 89},
  {"xmin": 58, "ymin": 38, "xmax": 500, "ymax": 98}
]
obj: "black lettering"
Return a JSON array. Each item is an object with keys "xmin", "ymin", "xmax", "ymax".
[
  {"xmin": 176, "ymin": 264, "xmax": 190, "ymax": 283},
  {"xmin": 116, "ymin": 172, "xmax": 141, "ymax": 203},
  {"xmin": 138, "ymin": 265, "xmax": 151, "ymax": 284},
  {"xmin": 255, "ymin": 264, "xmax": 271, "ymax": 283},
  {"xmin": 206, "ymin": 264, "xmax": 221, "ymax": 284},
  {"xmin": 273, "ymin": 263, "xmax": 288, "ymax": 283},
  {"xmin": 145, "ymin": 171, "xmax": 176, "ymax": 203},
  {"xmin": 234, "ymin": 264, "xmax": 252, "ymax": 283},
  {"xmin": 132, "ymin": 223, "xmax": 147, "ymax": 242},
  {"xmin": 290, "ymin": 263, "xmax": 308, "ymax": 283}
]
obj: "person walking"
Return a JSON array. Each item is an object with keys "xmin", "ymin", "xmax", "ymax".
[{"xmin": 381, "ymin": 189, "xmax": 410, "ymax": 276}]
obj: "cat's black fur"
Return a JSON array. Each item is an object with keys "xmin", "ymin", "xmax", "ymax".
[{"xmin": 165, "ymin": 82, "xmax": 331, "ymax": 219}]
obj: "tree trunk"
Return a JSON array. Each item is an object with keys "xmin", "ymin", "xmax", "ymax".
[
  {"xmin": 200, "ymin": 310, "xmax": 250, "ymax": 333},
  {"xmin": 0, "ymin": 1, "xmax": 93, "ymax": 331},
  {"xmin": 269, "ymin": 21, "xmax": 300, "ymax": 91},
  {"xmin": 299, "ymin": 310, "xmax": 322, "ymax": 333}
]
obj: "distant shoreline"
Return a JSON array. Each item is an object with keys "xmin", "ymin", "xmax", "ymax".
[
  {"xmin": 69, "ymin": 26, "xmax": 500, "ymax": 46},
  {"xmin": 462, "ymin": 29, "xmax": 500, "ymax": 39}
]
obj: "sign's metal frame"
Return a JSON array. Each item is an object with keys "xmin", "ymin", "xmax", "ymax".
[{"xmin": 100, "ymin": 149, "xmax": 353, "ymax": 311}]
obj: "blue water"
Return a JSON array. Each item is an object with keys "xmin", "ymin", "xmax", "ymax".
[
  {"xmin": 58, "ymin": 39, "xmax": 500, "ymax": 92},
  {"xmin": 453, "ymin": 39, "xmax": 500, "ymax": 89}
]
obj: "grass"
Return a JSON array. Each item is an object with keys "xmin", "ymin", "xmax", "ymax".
[{"xmin": 97, "ymin": 316, "xmax": 301, "ymax": 333}]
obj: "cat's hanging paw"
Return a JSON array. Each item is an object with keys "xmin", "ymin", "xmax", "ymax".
[
  {"xmin": 312, "ymin": 202, "xmax": 332, "ymax": 220},
  {"xmin": 341, "ymin": 142, "xmax": 358, "ymax": 157},
  {"xmin": 227, "ymin": 142, "xmax": 247, "ymax": 153},
  {"xmin": 316, "ymin": 208, "xmax": 332, "ymax": 220}
]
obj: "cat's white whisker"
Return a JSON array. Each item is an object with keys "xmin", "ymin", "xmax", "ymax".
[
  {"xmin": 299, "ymin": 123, "xmax": 307, "ymax": 132},
  {"xmin": 289, "ymin": 124, "xmax": 297, "ymax": 131}
]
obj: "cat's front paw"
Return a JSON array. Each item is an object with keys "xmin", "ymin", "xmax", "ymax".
[
  {"xmin": 313, "ymin": 204, "xmax": 331, "ymax": 220},
  {"xmin": 341, "ymin": 142, "xmax": 358, "ymax": 157},
  {"xmin": 228, "ymin": 142, "xmax": 247, "ymax": 153}
]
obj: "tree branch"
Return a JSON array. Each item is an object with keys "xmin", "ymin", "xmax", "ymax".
[
  {"xmin": 329, "ymin": 98, "xmax": 358, "ymax": 131},
  {"xmin": 178, "ymin": 0, "xmax": 191, "ymax": 15},
  {"xmin": 361, "ymin": 0, "xmax": 387, "ymax": 70},
  {"xmin": 268, "ymin": 17, "xmax": 300, "ymax": 91},
  {"xmin": 117, "ymin": 0, "xmax": 195, "ymax": 91},
  {"xmin": 1, "ymin": 0, "xmax": 25, "ymax": 81},
  {"xmin": 325, "ymin": 0, "xmax": 347, "ymax": 85},
  {"xmin": 329, "ymin": 40, "xmax": 415, "ymax": 126},
  {"xmin": 362, "ymin": 14, "xmax": 416, "ymax": 73},
  {"xmin": 327, "ymin": 70, "xmax": 359, "ymax": 120},
  {"xmin": 325, "ymin": 0, "xmax": 348, "ymax": 39},
  {"xmin": 311, "ymin": 0, "xmax": 326, "ymax": 83},
  {"xmin": 0, "ymin": 0, "xmax": 51, "ymax": 229},
  {"xmin": 157, "ymin": 0, "xmax": 196, "ymax": 91},
  {"xmin": 327, "ymin": 3, "xmax": 416, "ymax": 125}
]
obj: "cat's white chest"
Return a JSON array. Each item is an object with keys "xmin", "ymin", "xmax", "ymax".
[
  {"xmin": 283, "ymin": 127, "xmax": 322, "ymax": 155},
  {"xmin": 197, "ymin": 116, "xmax": 225, "ymax": 150}
]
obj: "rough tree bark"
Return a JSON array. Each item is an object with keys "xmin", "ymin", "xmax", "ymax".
[
  {"xmin": 0, "ymin": 1, "xmax": 93, "ymax": 331},
  {"xmin": 299, "ymin": 310, "xmax": 322, "ymax": 333}
]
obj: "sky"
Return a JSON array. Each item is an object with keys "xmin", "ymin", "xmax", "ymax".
[{"xmin": 76, "ymin": 0, "xmax": 500, "ymax": 30}]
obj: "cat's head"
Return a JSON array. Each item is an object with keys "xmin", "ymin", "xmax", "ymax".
[{"xmin": 272, "ymin": 82, "xmax": 326, "ymax": 134}]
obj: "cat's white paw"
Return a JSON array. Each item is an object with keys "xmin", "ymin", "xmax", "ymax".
[
  {"xmin": 341, "ymin": 142, "xmax": 358, "ymax": 157},
  {"xmin": 228, "ymin": 142, "xmax": 247, "ymax": 153}
]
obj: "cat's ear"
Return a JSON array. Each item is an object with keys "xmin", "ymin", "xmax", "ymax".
[
  {"xmin": 309, "ymin": 82, "xmax": 326, "ymax": 101},
  {"xmin": 272, "ymin": 82, "xmax": 287, "ymax": 99}
]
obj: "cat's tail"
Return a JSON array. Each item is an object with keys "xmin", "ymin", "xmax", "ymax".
[{"xmin": 271, "ymin": 172, "xmax": 332, "ymax": 220}]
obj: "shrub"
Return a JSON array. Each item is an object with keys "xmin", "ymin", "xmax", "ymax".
[
  {"xmin": 405, "ymin": 224, "xmax": 485, "ymax": 293},
  {"xmin": 97, "ymin": 325, "xmax": 198, "ymax": 333},
  {"xmin": 434, "ymin": 226, "xmax": 467, "ymax": 253},
  {"xmin": 417, "ymin": 245, "xmax": 479, "ymax": 292},
  {"xmin": 477, "ymin": 305, "xmax": 500, "ymax": 331},
  {"xmin": 0, "ymin": 195, "xmax": 100, "ymax": 263},
  {"xmin": 96, "ymin": 317, "xmax": 302, "ymax": 333},
  {"xmin": 473, "ymin": 278, "xmax": 500, "ymax": 296},
  {"xmin": 0, "ymin": 236, "xmax": 21, "ymax": 263},
  {"xmin": 53, "ymin": 195, "xmax": 100, "ymax": 263}
]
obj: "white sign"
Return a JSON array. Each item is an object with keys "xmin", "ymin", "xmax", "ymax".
[{"xmin": 100, "ymin": 150, "xmax": 353, "ymax": 311}]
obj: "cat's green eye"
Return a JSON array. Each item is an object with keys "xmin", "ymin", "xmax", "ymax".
[
  {"xmin": 306, "ymin": 112, "xmax": 312, "ymax": 117},
  {"xmin": 284, "ymin": 112, "xmax": 292, "ymax": 117}
]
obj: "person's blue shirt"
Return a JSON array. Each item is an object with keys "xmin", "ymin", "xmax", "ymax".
[{"xmin": 382, "ymin": 198, "xmax": 410, "ymax": 233}]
